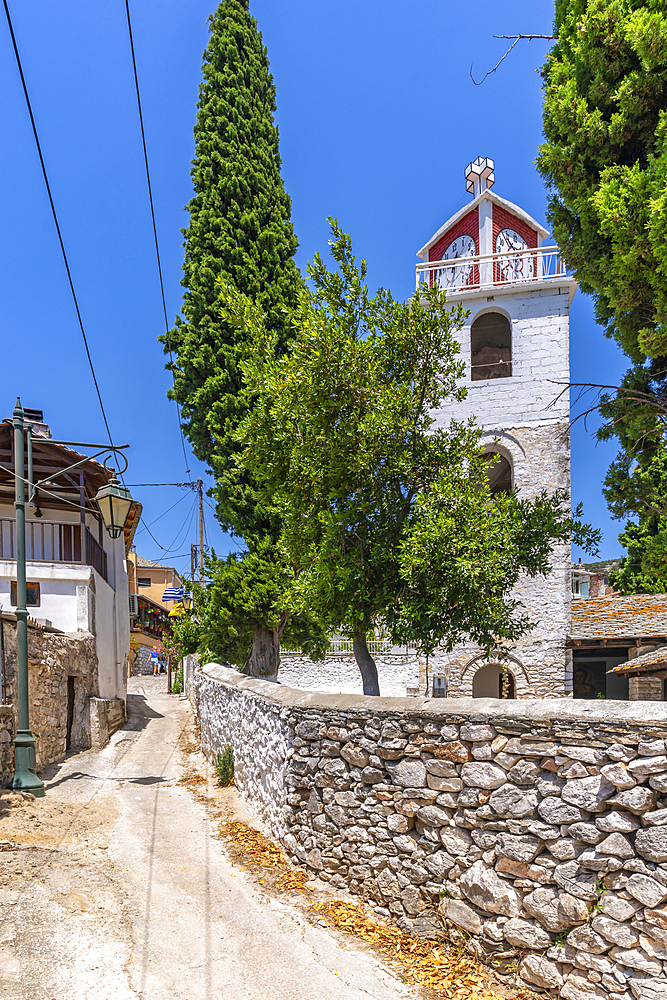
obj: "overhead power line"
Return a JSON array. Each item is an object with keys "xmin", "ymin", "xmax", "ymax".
[
  {"xmin": 123, "ymin": 0, "xmax": 191, "ymax": 480},
  {"xmin": 2, "ymin": 0, "xmax": 115, "ymax": 449}
]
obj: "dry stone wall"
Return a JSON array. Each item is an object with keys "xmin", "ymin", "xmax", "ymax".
[
  {"xmin": 0, "ymin": 616, "xmax": 121, "ymax": 776},
  {"xmin": 0, "ymin": 705, "xmax": 12, "ymax": 786},
  {"xmin": 194, "ymin": 663, "xmax": 667, "ymax": 998}
]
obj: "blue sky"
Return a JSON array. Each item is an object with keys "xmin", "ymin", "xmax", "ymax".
[{"xmin": 0, "ymin": 0, "xmax": 627, "ymax": 576}]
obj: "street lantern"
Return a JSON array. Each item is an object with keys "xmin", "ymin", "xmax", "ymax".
[{"xmin": 94, "ymin": 476, "xmax": 134, "ymax": 539}]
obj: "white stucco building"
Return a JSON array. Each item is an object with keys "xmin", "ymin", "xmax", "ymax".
[{"xmin": 0, "ymin": 410, "xmax": 140, "ymax": 708}]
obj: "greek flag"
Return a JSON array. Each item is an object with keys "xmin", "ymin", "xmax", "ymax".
[{"xmin": 162, "ymin": 586, "xmax": 188, "ymax": 602}]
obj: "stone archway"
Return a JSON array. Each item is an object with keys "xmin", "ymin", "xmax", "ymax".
[
  {"xmin": 472, "ymin": 662, "xmax": 515, "ymax": 699},
  {"xmin": 461, "ymin": 652, "xmax": 528, "ymax": 698}
]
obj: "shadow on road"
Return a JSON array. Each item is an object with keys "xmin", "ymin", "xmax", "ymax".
[
  {"xmin": 125, "ymin": 694, "xmax": 164, "ymax": 730},
  {"xmin": 43, "ymin": 770, "xmax": 169, "ymax": 790}
]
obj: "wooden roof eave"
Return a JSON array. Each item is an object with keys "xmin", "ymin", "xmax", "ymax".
[{"xmin": 124, "ymin": 501, "xmax": 142, "ymax": 555}]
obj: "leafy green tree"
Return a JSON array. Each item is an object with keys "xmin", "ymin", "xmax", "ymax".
[
  {"xmin": 166, "ymin": 0, "xmax": 302, "ymax": 514},
  {"xmin": 163, "ymin": 0, "xmax": 316, "ymax": 677},
  {"xmin": 229, "ymin": 223, "xmax": 598, "ymax": 694},
  {"xmin": 537, "ymin": 0, "xmax": 667, "ymax": 583},
  {"xmin": 159, "ymin": 551, "xmax": 327, "ymax": 677},
  {"xmin": 605, "ymin": 446, "xmax": 667, "ymax": 593}
]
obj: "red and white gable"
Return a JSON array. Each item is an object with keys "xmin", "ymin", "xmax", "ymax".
[{"xmin": 417, "ymin": 160, "xmax": 548, "ymax": 264}]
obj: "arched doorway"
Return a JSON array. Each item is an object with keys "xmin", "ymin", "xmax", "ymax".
[{"xmin": 472, "ymin": 663, "xmax": 515, "ymax": 699}]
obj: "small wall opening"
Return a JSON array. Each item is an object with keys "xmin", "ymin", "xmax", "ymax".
[
  {"xmin": 472, "ymin": 663, "xmax": 515, "ymax": 699},
  {"xmin": 471, "ymin": 313, "xmax": 512, "ymax": 381},
  {"xmin": 484, "ymin": 452, "xmax": 513, "ymax": 494}
]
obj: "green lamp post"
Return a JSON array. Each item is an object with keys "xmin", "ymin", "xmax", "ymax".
[
  {"xmin": 10, "ymin": 399, "xmax": 44, "ymax": 796},
  {"xmin": 9, "ymin": 400, "xmax": 134, "ymax": 797}
]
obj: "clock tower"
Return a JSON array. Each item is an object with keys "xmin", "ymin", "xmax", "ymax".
[{"xmin": 418, "ymin": 157, "xmax": 577, "ymax": 699}]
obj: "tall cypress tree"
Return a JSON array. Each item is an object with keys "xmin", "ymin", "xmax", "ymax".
[
  {"xmin": 167, "ymin": 0, "xmax": 302, "ymax": 537},
  {"xmin": 164, "ymin": 0, "xmax": 315, "ymax": 677}
]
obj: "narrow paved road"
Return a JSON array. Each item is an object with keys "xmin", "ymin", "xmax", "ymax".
[{"xmin": 0, "ymin": 679, "xmax": 416, "ymax": 1000}]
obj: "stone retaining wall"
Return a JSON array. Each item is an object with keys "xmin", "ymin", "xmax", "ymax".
[
  {"xmin": 0, "ymin": 705, "xmax": 13, "ymax": 786},
  {"xmin": 0, "ymin": 617, "xmax": 123, "ymax": 775},
  {"xmin": 194, "ymin": 663, "xmax": 667, "ymax": 998}
]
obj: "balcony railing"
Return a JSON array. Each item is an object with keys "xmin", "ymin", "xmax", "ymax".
[
  {"xmin": 416, "ymin": 245, "xmax": 567, "ymax": 294},
  {"xmin": 0, "ymin": 518, "xmax": 108, "ymax": 583}
]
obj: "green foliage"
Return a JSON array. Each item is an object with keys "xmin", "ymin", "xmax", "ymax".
[
  {"xmin": 160, "ymin": 0, "xmax": 318, "ymax": 676},
  {"xmin": 214, "ymin": 745, "xmax": 235, "ymax": 786},
  {"xmin": 230, "ymin": 222, "xmax": 598, "ymax": 673},
  {"xmin": 538, "ymin": 1, "xmax": 667, "ymax": 575},
  {"xmin": 199, "ymin": 540, "xmax": 328, "ymax": 669},
  {"xmin": 163, "ymin": 0, "xmax": 302, "ymax": 538},
  {"xmin": 538, "ymin": 0, "xmax": 667, "ymax": 363},
  {"xmin": 605, "ymin": 447, "xmax": 667, "ymax": 593}
]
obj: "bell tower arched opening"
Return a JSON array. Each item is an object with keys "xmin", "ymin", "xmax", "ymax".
[
  {"xmin": 471, "ymin": 313, "xmax": 512, "ymax": 381},
  {"xmin": 484, "ymin": 451, "xmax": 513, "ymax": 495}
]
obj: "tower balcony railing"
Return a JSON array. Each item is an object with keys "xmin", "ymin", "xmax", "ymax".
[{"xmin": 416, "ymin": 245, "xmax": 567, "ymax": 294}]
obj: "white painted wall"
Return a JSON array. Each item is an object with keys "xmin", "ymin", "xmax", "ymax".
[
  {"xmin": 278, "ymin": 654, "xmax": 420, "ymax": 698},
  {"xmin": 433, "ymin": 283, "xmax": 573, "ymax": 431},
  {"xmin": 95, "ymin": 570, "xmax": 118, "ymax": 699},
  {"xmin": 0, "ymin": 559, "xmax": 92, "ymax": 631},
  {"xmin": 428, "ymin": 278, "xmax": 574, "ymax": 699},
  {"xmin": 0, "ymin": 499, "xmax": 130, "ymax": 701}
]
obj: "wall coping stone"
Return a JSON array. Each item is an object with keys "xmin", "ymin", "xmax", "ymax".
[{"xmin": 201, "ymin": 662, "xmax": 667, "ymax": 727}]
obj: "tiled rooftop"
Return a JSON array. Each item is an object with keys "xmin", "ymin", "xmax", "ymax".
[
  {"xmin": 570, "ymin": 593, "xmax": 667, "ymax": 640},
  {"xmin": 609, "ymin": 643, "xmax": 667, "ymax": 675},
  {"xmin": 136, "ymin": 555, "xmax": 170, "ymax": 570}
]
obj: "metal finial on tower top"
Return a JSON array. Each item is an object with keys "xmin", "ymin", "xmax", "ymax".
[{"xmin": 465, "ymin": 157, "xmax": 495, "ymax": 197}]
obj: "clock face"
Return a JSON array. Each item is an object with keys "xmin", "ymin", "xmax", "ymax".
[
  {"xmin": 436, "ymin": 234, "xmax": 477, "ymax": 289},
  {"xmin": 495, "ymin": 228, "xmax": 535, "ymax": 281}
]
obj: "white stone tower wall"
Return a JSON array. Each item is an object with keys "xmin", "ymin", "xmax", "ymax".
[{"xmin": 429, "ymin": 283, "xmax": 574, "ymax": 698}]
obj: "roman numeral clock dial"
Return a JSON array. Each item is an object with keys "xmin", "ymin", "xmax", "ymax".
[
  {"xmin": 495, "ymin": 228, "xmax": 535, "ymax": 281},
  {"xmin": 436, "ymin": 234, "xmax": 477, "ymax": 289}
]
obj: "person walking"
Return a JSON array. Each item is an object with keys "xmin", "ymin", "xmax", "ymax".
[{"xmin": 150, "ymin": 646, "xmax": 160, "ymax": 676}]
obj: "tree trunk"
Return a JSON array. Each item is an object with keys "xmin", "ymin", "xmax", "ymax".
[
  {"xmin": 353, "ymin": 631, "xmax": 380, "ymax": 696},
  {"xmin": 246, "ymin": 624, "xmax": 281, "ymax": 682}
]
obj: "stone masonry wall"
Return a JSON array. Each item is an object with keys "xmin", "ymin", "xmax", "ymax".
[
  {"xmin": 629, "ymin": 676, "xmax": 664, "ymax": 702},
  {"xmin": 194, "ymin": 663, "xmax": 667, "ymax": 999},
  {"xmin": 0, "ymin": 705, "xmax": 12, "ymax": 787},
  {"xmin": 433, "ymin": 422, "xmax": 572, "ymax": 701},
  {"xmin": 1, "ymin": 617, "xmax": 114, "ymax": 773}
]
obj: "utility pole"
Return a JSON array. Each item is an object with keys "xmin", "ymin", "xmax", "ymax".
[{"xmin": 198, "ymin": 478, "xmax": 204, "ymax": 582}]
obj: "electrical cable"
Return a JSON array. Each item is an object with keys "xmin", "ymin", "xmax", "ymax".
[
  {"xmin": 164, "ymin": 498, "xmax": 197, "ymax": 554},
  {"xmin": 2, "ymin": 0, "xmax": 115, "ymax": 450},
  {"xmin": 125, "ymin": 482, "xmax": 195, "ymax": 488},
  {"xmin": 141, "ymin": 489, "xmax": 191, "ymax": 529},
  {"xmin": 137, "ymin": 497, "xmax": 196, "ymax": 556},
  {"xmin": 123, "ymin": 0, "xmax": 191, "ymax": 480}
]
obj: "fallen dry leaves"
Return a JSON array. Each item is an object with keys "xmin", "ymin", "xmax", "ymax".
[
  {"xmin": 216, "ymin": 818, "xmax": 311, "ymax": 893},
  {"xmin": 178, "ymin": 770, "xmax": 207, "ymax": 786},
  {"xmin": 310, "ymin": 900, "xmax": 508, "ymax": 1000}
]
